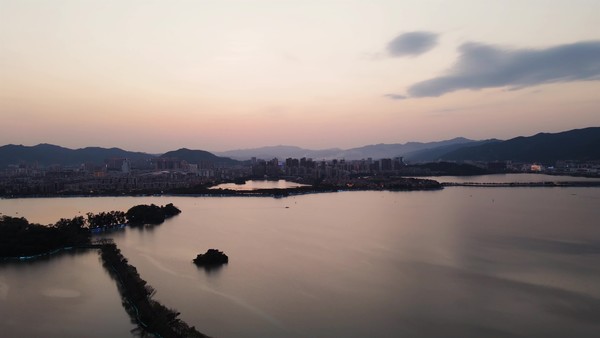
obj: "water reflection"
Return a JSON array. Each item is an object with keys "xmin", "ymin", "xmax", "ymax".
[
  {"xmin": 481, "ymin": 235, "xmax": 600, "ymax": 255},
  {"xmin": 0, "ymin": 247, "xmax": 87, "ymax": 267},
  {"xmin": 0, "ymin": 250, "xmax": 134, "ymax": 337},
  {"xmin": 412, "ymin": 173, "xmax": 600, "ymax": 183},
  {"xmin": 210, "ymin": 179, "xmax": 309, "ymax": 191},
  {"xmin": 1, "ymin": 185, "xmax": 599, "ymax": 337},
  {"xmin": 196, "ymin": 263, "xmax": 227, "ymax": 276}
]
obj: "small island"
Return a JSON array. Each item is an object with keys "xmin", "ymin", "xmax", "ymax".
[
  {"xmin": 193, "ymin": 249, "xmax": 229, "ymax": 268},
  {"xmin": 126, "ymin": 203, "xmax": 181, "ymax": 226}
]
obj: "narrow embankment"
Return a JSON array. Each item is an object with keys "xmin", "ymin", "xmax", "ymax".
[
  {"xmin": 99, "ymin": 242, "xmax": 208, "ymax": 338},
  {"xmin": 442, "ymin": 181, "xmax": 600, "ymax": 187}
]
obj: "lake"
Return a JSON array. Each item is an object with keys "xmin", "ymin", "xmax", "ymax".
[
  {"xmin": 0, "ymin": 250, "xmax": 134, "ymax": 337},
  {"xmin": 209, "ymin": 179, "xmax": 309, "ymax": 191},
  {"xmin": 1, "ymin": 176, "xmax": 599, "ymax": 337},
  {"xmin": 412, "ymin": 172, "xmax": 600, "ymax": 183}
]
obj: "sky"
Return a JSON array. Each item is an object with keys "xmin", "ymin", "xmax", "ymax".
[{"xmin": 1, "ymin": 0, "xmax": 599, "ymax": 153}]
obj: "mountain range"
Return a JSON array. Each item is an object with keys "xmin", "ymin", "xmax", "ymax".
[
  {"xmin": 160, "ymin": 148, "xmax": 239, "ymax": 166},
  {"xmin": 1, "ymin": 127, "xmax": 598, "ymax": 168},
  {"xmin": 215, "ymin": 137, "xmax": 479, "ymax": 161},
  {"xmin": 0, "ymin": 144, "xmax": 153, "ymax": 168},
  {"xmin": 440, "ymin": 127, "xmax": 600, "ymax": 162},
  {"xmin": 0, "ymin": 144, "xmax": 239, "ymax": 169}
]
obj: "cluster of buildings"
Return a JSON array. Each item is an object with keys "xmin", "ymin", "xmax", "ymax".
[
  {"xmin": 0, "ymin": 158, "xmax": 235, "ymax": 195},
  {"xmin": 467, "ymin": 160, "xmax": 600, "ymax": 176},
  {"xmin": 0, "ymin": 155, "xmax": 409, "ymax": 195},
  {"xmin": 1, "ymin": 155, "xmax": 598, "ymax": 196},
  {"xmin": 251, "ymin": 156, "xmax": 406, "ymax": 179}
]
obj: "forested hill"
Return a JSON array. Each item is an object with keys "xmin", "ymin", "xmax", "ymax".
[
  {"xmin": 440, "ymin": 127, "xmax": 600, "ymax": 163},
  {"xmin": 0, "ymin": 144, "xmax": 153, "ymax": 168},
  {"xmin": 160, "ymin": 148, "xmax": 239, "ymax": 166},
  {"xmin": 0, "ymin": 144, "xmax": 238, "ymax": 168}
]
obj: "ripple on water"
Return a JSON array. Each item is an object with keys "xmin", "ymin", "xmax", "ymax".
[
  {"xmin": 41, "ymin": 288, "xmax": 81, "ymax": 298},
  {"xmin": 0, "ymin": 281, "xmax": 9, "ymax": 300}
]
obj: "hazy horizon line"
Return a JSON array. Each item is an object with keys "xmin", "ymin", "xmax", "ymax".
[{"xmin": 2, "ymin": 125, "xmax": 599, "ymax": 155}]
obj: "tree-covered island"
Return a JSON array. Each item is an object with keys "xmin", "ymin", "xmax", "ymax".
[
  {"xmin": 126, "ymin": 203, "xmax": 181, "ymax": 225},
  {"xmin": 193, "ymin": 249, "xmax": 229, "ymax": 268}
]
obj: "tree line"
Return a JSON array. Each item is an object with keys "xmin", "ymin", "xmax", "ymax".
[
  {"xmin": 0, "ymin": 215, "xmax": 90, "ymax": 258},
  {"xmin": 0, "ymin": 203, "xmax": 181, "ymax": 258}
]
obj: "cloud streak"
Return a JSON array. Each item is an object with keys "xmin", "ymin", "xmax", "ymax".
[
  {"xmin": 407, "ymin": 40, "xmax": 600, "ymax": 97},
  {"xmin": 387, "ymin": 31, "xmax": 439, "ymax": 57},
  {"xmin": 383, "ymin": 93, "xmax": 407, "ymax": 100}
]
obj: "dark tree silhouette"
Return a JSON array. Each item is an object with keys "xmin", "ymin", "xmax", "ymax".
[
  {"xmin": 126, "ymin": 204, "xmax": 181, "ymax": 225},
  {"xmin": 0, "ymin": 215, "xmax": 90, "ymax": 258}
]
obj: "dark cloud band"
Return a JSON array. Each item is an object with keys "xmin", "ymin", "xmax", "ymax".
[
  {"xmin": 387, "ymin": 31, "xmax": 439, "ymax": 57},
  {"xmin": 383, "ymin": 93, "xmax": 407, "ymax": 100},
  {"xmin": 407, "ymin": 41, "xmax": 600, "ymax": 97}
]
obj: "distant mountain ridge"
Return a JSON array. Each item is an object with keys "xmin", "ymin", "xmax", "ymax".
[
  {"xmin": 1, "ymin": 127, "xmax": 598, "ymax": 168},
  {"xmin": 403, "ymin": 139, "xmax": 501, "ymax": 162},
  {"xmin": 160, "ymin": 148, "xmax": 238, "ymax": 166},
  {"xmin": 0, "ymin": 144, "xmax": 154, "ymax": 168},
  {"xmin": 441, "ymin": 127, "xmax": 600, "ymax": 163},
  {"xmin": 340, "ymin": 137, "xmax": 474, "ymax": 161},
  {"xmin": 0, "ymin": 144, "xmax": 238, "ymax": 168},
  {"xmin": 216, "ymin": 137, "xmax": 477, "ymax": 161},
  {"xmin": 216, "ymin": 145, "xmax": 343, "ymax": 161}
]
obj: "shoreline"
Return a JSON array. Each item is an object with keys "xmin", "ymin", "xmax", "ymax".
[
  {"xmin": 0, "ymin": 245, "xmax": 81, "ymax": 261},
  {"xmin": 442, "ymin": 181, "xmax": 600, "ymax": 188},
  {"xmin": 99, "ymin": 242, "xmax": 208, "ymax": 338},
  {"xmin": 0, "ymin": 177, "xmax": 442, "ymax": 198},
  {"xmin": 1, "ymin": 242, "xmax": 209, "ymax": 338},
  {"xmin": 2, "ymin": 181, "xmax": 600, "ymax": 199}
]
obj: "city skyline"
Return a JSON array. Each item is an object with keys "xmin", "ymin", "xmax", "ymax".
[{"xmin": 1, "ymin": 0, "xmax": 599, "ymax": 153}]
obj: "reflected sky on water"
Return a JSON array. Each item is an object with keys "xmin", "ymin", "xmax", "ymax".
[{"xmin": 1, "ymin": 177, "xmax": 599, "ymax": 337}]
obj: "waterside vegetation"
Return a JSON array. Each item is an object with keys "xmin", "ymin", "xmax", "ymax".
[
  {"xmin": 0, "ymin": 203, "xmax": 210, "ymax": 337},
  {"xmin": 0, "ymin": 203, "xmax": 181, "ymax": 259},
  {"xmin": 100, "ymin": 241, "xmax": 208, "ymax": 338},
  {"xmin": 0, "ymin": 215, "xmax": 90, "ymax": 258},
  {"xmin": 193, "ymin": 249, "xmax": 229, "ymax": 268},
  {"xmin": 125, "ymin": 203, "xmax": 181, "ymax": 226}
]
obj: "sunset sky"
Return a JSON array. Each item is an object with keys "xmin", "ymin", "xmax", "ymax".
[{"xmin": 1, "ymin": 0, "xmax": 599, "ymax": 153}]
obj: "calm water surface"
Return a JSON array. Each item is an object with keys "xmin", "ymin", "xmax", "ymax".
[
  {"xmin": 0, "ymin": 250, "xmax": 134, "ymax": 337},
  {"xmin": 1, "ymin": 179, "xmax": 599, "ymax": 337},
  {"xmin": 210, "ymin": 179, "xmax": 308, "ymax": 191},
  {"xmin": 414, "ymin": 173, "xmax": 600, "ymax": 183}
]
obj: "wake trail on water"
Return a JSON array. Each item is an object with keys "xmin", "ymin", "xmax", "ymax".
[{"xmin": 0, "ymin": 280, "xmax": 9, "ymax": 300}]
